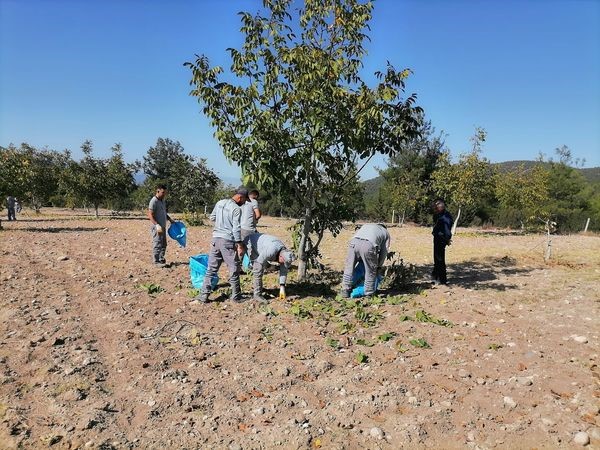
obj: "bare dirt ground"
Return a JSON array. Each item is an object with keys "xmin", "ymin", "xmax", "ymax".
[{"xmin": 1, "ymin": 209, "xmax": 599, "ymax": 450}]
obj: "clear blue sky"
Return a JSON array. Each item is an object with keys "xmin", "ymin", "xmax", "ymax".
[{"xmin": 1, "ymin": 0, "xmax": 598, "ymax": 182}]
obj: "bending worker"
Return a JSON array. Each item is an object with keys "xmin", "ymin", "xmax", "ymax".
[
  {"xmin": 245, "ymin": 233, "xmax": 295, "ymax": 303},
  {"xmin": 340, "ymin": 223, "xmax": 390, "ymax": 298}
]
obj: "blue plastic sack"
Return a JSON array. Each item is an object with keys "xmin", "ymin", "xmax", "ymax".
[
  {"xmin": 242, "ymin": 253, "xmax": 251, "ymax": 271},
  {"xmin": 168, "ymin": 221, "xmax": 187, "ymax": 248},
  {"xmin": 189, "ymin": 254, "xmax": 219, "ymax": 289},
  {"xmin": 350, "ymin": 260, "xmax": 383, "ymax": 298}
]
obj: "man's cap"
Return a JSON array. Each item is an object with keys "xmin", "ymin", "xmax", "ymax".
[
  {"xmin": 281, "ymin": 250, "xmax": 296, "ymax": 269},
  {"xmin": 235, "ymin": 186, "xmax": 249, "ymax": 197}
]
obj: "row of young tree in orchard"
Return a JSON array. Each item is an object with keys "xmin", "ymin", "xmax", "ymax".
[
  {"xmin": 0, "ymin": 138, "xmax": 228, "ymax": 219},
  {"xmin": 2, "ymin": 0, "xmax": 599, "ymax": 276}
]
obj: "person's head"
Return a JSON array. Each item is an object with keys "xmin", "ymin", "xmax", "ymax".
[
  {"xmin": 278, "ymin": 249, "xmax": 296, "ymax": 269},
  {"xmin": 155, "ymin": 184, "xmax": 167, "ymax": 200},
  {"xmin": 233, "ymin": 186, "xmax": 249, "ymax": 206},
  {"xmin": 433, "ymin": 199, "xmax": 446, "ymax": 214},
  {"xmin": 249, "ymin": 189, "xmax": 259, "ymax": 200}
]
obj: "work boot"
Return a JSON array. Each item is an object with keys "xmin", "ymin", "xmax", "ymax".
[
  {"xmin": 339, "ymin": 289, "xmax": 351, "ymax": 299},
  {"xmin": 191, "ymin": 293, "xmax": 209, "ymax": 304},
  {"xmin": 253, "ymin": 294, "xmax": 268, "ymax": 304},
  {"xmin": 231, "ymin": 294, "xmax": 245, "ymax": 304}
]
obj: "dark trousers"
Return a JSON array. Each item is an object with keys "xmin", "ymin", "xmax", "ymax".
[
  {"xmin": 7, "ymin": 207, "xmax": 16, "ymax": 221},
  {"xmin": 432, "ymin": 237, "xmax": 447, "ymax": 284}
]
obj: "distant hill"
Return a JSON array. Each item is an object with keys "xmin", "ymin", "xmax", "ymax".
[
  {"xmin": 494, "ymin": 161, "xmax": 600, "ymax": 183},
  {"xmin": 362, "ymin": 161, "xmax": 600, "ymax": 198}
]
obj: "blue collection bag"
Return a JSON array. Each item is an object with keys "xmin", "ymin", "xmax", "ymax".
[
  {"xmin": 168, "ymin": 221, "xmax": 187, "ymax": 248},
  {"xmin": 189, "ymin": 254, "xmax": 219, "ymax": 289},
  {"xmin": 350, "ymin": 260, "xmax": 383, "ymax": 298},
  {"xmin": 242, "ymin": 253, "xmax": 251, "ymax": 271}
]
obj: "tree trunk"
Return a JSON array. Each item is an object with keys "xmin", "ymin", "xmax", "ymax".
[
  {"xmin": 400, "ymin": 210, "xmax": 405, "ymax": 227},
  {"xmin": 451, "ymin": 206, "xmax": 461, "ymax": 235},
  {"xmin": 297, "ymin": 207, "xmax": 313, "ymax": 280},
  {"xmin": 544, "ymin": 219, "xmax": 552, "ymax": 261},
  {"xmin": 94, "ymin": 205, "xmax": 99, "ymax": 218}
]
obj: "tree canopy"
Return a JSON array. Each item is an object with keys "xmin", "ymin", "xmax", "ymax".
[{"xmin": 186, "ymin": 0, "xmax": 423, "ymax": 277}]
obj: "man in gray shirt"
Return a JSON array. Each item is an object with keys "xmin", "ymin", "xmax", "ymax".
[
  {"xmin": 340, "ymin": 223, "xmax": 390, "ymax": 298},
  {"xmin": 196, "ymin": 187, "xmax": 248, "ymax": 303},
  {"xmin": 6, "ymin": 196, "xmax": 16, "ymax": 221},
  {"xmin": 147, "ymin": 184, "xmax": 174, "ymax": 267},
  {"xmin": 244, "ymin": 233, "xmax": 295, "ymax": 302},
  {"xmin": 240, "ymin": 189, "xmax": 261, "ymax": 241}
]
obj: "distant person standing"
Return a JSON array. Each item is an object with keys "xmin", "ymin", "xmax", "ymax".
[
  {"xmin": 244, "ymin": 233, "xmax": 295, "ymax": 302},
  {"xmin": 195, "ymin": 187, "xmax": 248, "ymax": 303},
  {"xmin": 147, "ymin": 184, "xmax": 174, "ymax": 268},
  {"xmin": 15, "ymin": 198, "xmax": 22, "ymax": 214},
  {"xmin": 431, "ymin": 199, "xmax": 453, "ymax": 285},
  {"xmin": 240, "ymin": 189, "xmax": 261, "ymax": 241},
  {"xmin": 6, "ymin": 196, "xmax": 16, "ymax": 221},
  {"xmin": 340, "ymin": 223, "xmax": 390, "ymax": 298}
]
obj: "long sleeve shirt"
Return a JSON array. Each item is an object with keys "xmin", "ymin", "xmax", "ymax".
[
  {"xmin": 354, "ymin": 223, "xmax": 391, "ymax": 267},
  {"xmin": 247, "ymin": 233, "xmax": 289, "ymax": 284},
  {"xmin": 432, "ymin": 211, "xmax": 453, "ymax": 244},
  {"xmin": 241, "ymin": 198, "xmax": 259, "ymax": 231},
  {"xmin": 210, "ymin": 199, "xmax": 242, "ymax": 242}
]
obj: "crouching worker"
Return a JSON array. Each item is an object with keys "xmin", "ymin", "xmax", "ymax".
[
  {"xmin": 245, "ymin": 233, "xmax": 295, "ymax": 303},
  {"xmin": 340, "ymin": 223, "xmax": 390, "ymax": 298},
  {"xmin": 195, "ymin": 187, "xmax": 248, "ymax": 303}
]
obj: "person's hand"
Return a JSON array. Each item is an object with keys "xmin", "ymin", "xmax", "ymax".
[{"xmin": 155, "ymin": 224, "xmax": 164, "ymax": 234}]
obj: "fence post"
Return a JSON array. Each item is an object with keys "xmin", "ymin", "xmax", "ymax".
[
  {"xmin": 204, "ymin": 205, "xmax": 207, "ymax": 215},
  {"xmin": 391, "ymin": 210, "xmax": 395, "ymax": 224},
  {"xmin": 584, "ymin": 218, "xmax": 590, "ymax": 233}
]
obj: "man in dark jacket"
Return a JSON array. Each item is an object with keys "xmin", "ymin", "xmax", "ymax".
[{"xmin": 431, "ymin": 199, "xmax": 453, "ymax": 285}]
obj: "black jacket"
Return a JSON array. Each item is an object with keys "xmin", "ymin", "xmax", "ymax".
[{"xmin": 432, "ymin": 211, "xmax": 453, "ymax": 244}]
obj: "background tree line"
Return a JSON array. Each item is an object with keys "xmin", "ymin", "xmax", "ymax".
[
  {"xmin": 2, "ymin": 129, "xmax": 598, "ymax": 234},
  {"xmin": 362, "ymin": 123, "xmax": 600, "ymax": 233},
  {"xmin": 0, "ymin": 137, "xmax": 231, "ymax": 220}
]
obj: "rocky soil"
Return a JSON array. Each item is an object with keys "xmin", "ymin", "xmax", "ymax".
[{"xmin": 0, "ymin": 210, "xmax": 599, "ymax": 449}]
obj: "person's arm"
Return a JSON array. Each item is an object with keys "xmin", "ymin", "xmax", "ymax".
[
  {"xmin": 279, "ymin": 264, "xmax": 289, "ymax": 286},
  {"xmin": 443, "ymin": 217, "xmax": 453, "ymax": 244},
  {"xmin": 253, "ymin": 200, "xmax": 262, "ymax": 222},
  {"xmin": 378, "ymin": 234, "xmax": 390, "ymax": 268},
  {"xmin": 147, "ymin": 208, "xmax": 157, "ymax": 225},
  {"xmin": 147, "ymin": 200, "xmax": 163, "ymax": 233},
  {"xmin": 232, "ymin": 207, "xmax": 245, "ymax": 255}
]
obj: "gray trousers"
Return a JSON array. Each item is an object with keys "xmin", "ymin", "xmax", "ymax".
[
  {"xmin": 252, "ymin": 260, "xmax": 268, "ymax": 297},
  {"xmin": 7, "ymin": 207, "xmax": 15, "ymax": 221},
  {"xmin": 342, "ymin": 238, "xmax": 379, "ymax": 296},
  {"xmin": 202, "ymin": 237, "xmax": 241, "ymax": 299},
  {"xmin": 241, "ymin": 229, "xmax": 258, "ymax": 264},
  {"xmin": 150, "ymin": 225, "xmax": 167, "ymax": 263}
]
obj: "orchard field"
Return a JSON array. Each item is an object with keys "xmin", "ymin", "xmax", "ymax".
[{"xmin": 1, "ymin": 210, "xmax": 599, "ymax": 449}]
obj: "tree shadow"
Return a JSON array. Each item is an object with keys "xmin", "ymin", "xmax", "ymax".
[
  {"xmin": 431, "ymin": 255, "xmax": 534, "ymax": 291},
  {"xmin": 287, "ymin": 267, "xmax": 341, "ymax": 298},
  {"xmin": 21, "ymin": 226, "xmax": 107, "ymax": 233},
  {"xmin": 168, "ymin": 261, "xmax": 189, "ymax": 268}
]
